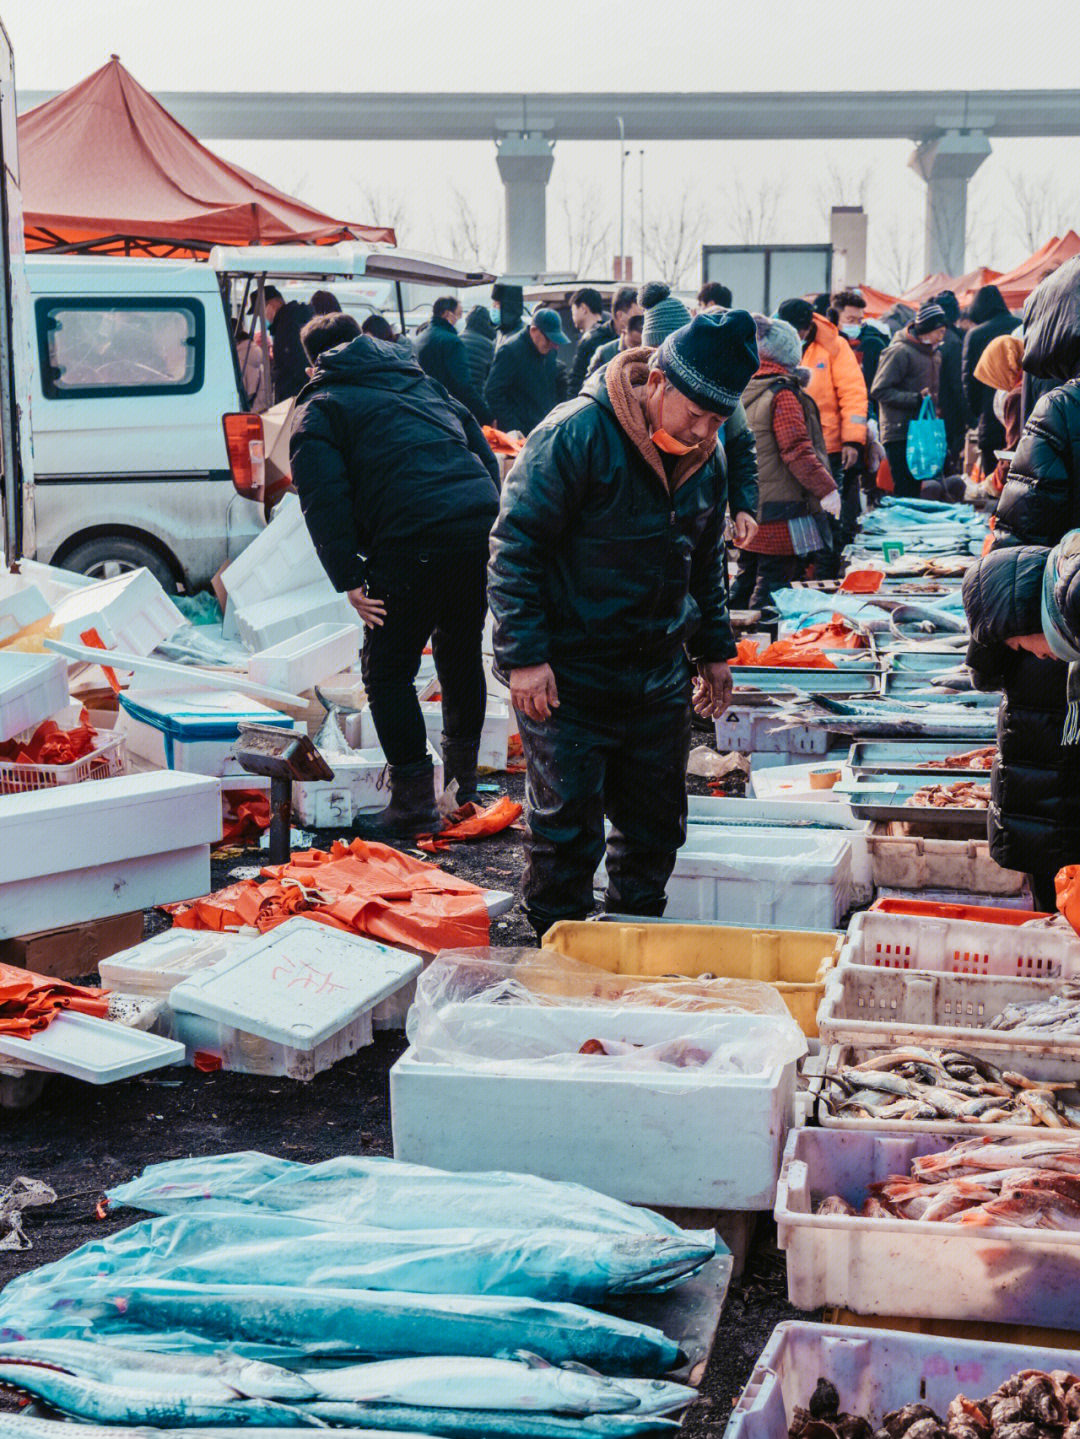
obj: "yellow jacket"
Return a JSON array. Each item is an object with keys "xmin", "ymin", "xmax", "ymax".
[{"xmin": 803, "ymin": 315, "xmax": 869, "ymax": 453}]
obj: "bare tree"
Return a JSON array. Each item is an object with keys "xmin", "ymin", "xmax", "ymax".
[
  {"xmin": 723, "ymin": 174, "xmax": 783, "ymax": 245},
  {"xmin": 556, "ymin": 190, "xmax": 611, "ymax": 278},
  {"xmin": 874, "ymin": 214, "xmax": 923, "ymax": 294},
  {"xmin": 354, "ymin": 184, "xmax": 411, "ymax": 245},
  {"xmin": 442, "ymin": 186, "xmax": 501, "ymax": 270},
  {"xmin": 1007, "ymin": 167, "xmax": 1076, "ymax": 254},
  {"xmin": 815, "ymin": 158, "xmax": 872, "ymax": 229},
  {"xmin": 644, "ymin": 188, "xmax": 709, "ymax": 287}
]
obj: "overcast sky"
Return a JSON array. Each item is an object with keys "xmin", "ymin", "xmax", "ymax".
[{"xmin": 7, "ymin": 0, "xmax": 1080, "ymax": 290}]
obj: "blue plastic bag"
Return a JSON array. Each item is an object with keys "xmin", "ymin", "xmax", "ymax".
[{"xmin": 906, "ymin": 395, "xmax": 947, "ymax": 481}]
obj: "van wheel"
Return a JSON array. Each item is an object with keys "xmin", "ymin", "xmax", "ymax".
[{"xmin": 60, "ymin": 537, "xmax": 180, "ymax": 593}]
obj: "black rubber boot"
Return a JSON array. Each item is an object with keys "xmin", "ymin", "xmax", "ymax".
[
  {"xmin": 441, "ymin": 738, "xmax": 483, "ymax": 807},
  {"xmin": 352, "ymin": 757, "xmax": 443, "ymax": 841}
]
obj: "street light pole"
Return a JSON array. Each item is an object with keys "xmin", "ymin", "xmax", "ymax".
[{"xmin": 616, "ymin": 114, "xmax": 625, "ymax": 280}]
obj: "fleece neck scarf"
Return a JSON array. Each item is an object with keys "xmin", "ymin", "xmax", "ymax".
[{"xmin": 604, "ymin": 347, "xmax": 718, "ymax": 493}]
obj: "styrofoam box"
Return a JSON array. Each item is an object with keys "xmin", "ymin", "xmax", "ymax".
[
  {"xmin": 99, "ymin": 930, "xmax": 254, "ymax": 996},
  {"xmin": 221, "ymin": 494, "xmax": 332, "ymax": 610},
  {"xmin": 1, "ymin": 559, "xmax": 95, "ymax": 607},
  {"xmin": 751, "ymin": 761, "xmax": 852, "ymax": 803},
  {"xmin": 725, "ymin": 1322, "xmax": 1080, "ymax": 1439},
  {"xmin": 169, "ymin": 918, "xmax": 422, "ymax": 1051},
  {"xmin": 816, "ymin": 963, "xmax": 1080, "ymax": 1067},
  {"xmin": 248, "ymin": 623, "xmax": 360, "ymax": 695},
  {"xmin": 392, "ymin": 1007, "xmax": 797, "ymax": 1208},
  {"xmin": 716, "ymin": 707, "xmax": 830, "ymax": 757},
  {"xmin": 598, "ymin": 827, "xmax": 851, "ymax": 929},
  {"xmin": 839, "ymin": 908, "xmax": 1080, "ymax": 978},
  {"xmin": 0, "ymin": 1011, "xmax": 184, "ymax": 1084},
  {"xmin": 235, "ymin": 585, "xmax": 360, "ymax": 652},
  {"xmin": 775, "ymin": 1129, "xmax": 1080, "ymax": 1325},
  {"xmin": 116, "ymin": 689, "xmax": 298, "ymax": 776},
  {"xmin": 50, "ymin": 568, "xmax": 185, "ymax": 655},
  {"xmin": 293, "ymin": 744, "xmax": 444, "ymax": 827},
  {"xmin": 867, "ymin": 824, "xmax": 1024, "ymax": 895},
  {"xmin": 0, "ymin": 651, "xmax": 69, "ymax": 743},
  {"xmin": 357, "ymin": 701, "xmax": 510, "ymax": 772},
  {"xmin": 168, "ymin": 1005, "xmax": 375, "ymax": 1080},
  {"xmin": 0, "ymin": 585, "xmax": 50, "ymax": 639},
  {"xmin": 687, "ymin": 796, "xmax": 874, "ymax": 907}
]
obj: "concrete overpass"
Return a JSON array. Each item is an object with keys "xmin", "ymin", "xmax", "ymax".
[{"xmin": 20, "ymin": 87, "xmax": 1080, "ymax": 276}]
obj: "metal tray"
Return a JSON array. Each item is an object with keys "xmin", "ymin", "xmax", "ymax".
[
  {"xmin": 886, "ymin": 649, "xmax": 973, "ymax": 674},
  {"xmin": 847, "ymin": 740, "xmax": 996, "ymax": 776},
  {"xmin": 732, "ymin": 665, "xmax": 880, "ymax": 695},
  {"xmin": 843, "ymin": 772, "xmax": 992, "ymax": 831},
  {"xmin": 881, "ymin": 671, "xmax": 997, "ymax": 704}
]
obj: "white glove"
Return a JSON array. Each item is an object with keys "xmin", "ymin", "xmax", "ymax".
[{"xmin": 820, "ymin": 489, "xmax": 842, "ymax": 519}]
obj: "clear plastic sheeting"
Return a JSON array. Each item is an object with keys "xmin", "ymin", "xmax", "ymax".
[{"xmin": 405, "ymin": 950, "xmax": 808, "ymax": 1075}]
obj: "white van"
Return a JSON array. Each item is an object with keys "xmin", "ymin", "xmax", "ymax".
[{"xmin": 26, "ymin": 254, "xmax": 262, "ymax": 590}]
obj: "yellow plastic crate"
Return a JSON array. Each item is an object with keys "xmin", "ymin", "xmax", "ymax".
[{"xmin": 541, "ymin": 920, "xmax": 840, "ymax": 1038}]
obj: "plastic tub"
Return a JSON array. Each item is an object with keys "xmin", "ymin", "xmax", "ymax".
[
  {"xmin": 392, "ymin": 1006, "xmax": 798, "ymax": 1209},
  {"xmin": 869, "ymin": 897, "xmax": 1049, "ymax": 924},
  {"xmin": 542, "ymin": 920, "xmax": 840, "ymax": 1038},
  {"xmin": 716, "ymin": 707, "xmax": 830, "ymax": 757},
  {"xmin": 99, "ymin": 930, "xmax": 252, "ymax": 996},
  {"xmin": 866, "ymin": 822, "xmax": 1025, "ymax": 894},
  {"xmin": 775, "ymin": 1128, "xmax": 1080, "ymax": 1325},
  {"xmin": 725, "ymin": 1321, "xmax": 1080, "ymax": 1439},
  {"xmin": 839, "ymin": 909, "xmax": 1080, "ymax": 978},
  {"xmin": 0, "ymin": 652, "xmax": 69, "ymax": 743},
  {"xmin": 817, "ymin": 964, "xmax": 1080, "ymax": 1070}
]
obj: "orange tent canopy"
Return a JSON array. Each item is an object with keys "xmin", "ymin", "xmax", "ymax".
[
  {"xmin": 857, "ymin": 285, "xmax": 902, "ymax": 319},
  {"xmin": 900, "ymin": 267, "xmax": 1002, "ymax": 311},
  {"xmin": 992, "ymin": 232, "xmax": 1080, "ymax": 312},
  {"xmin": 19, "ymin": 57, "xmax": 395, "ymax": 257}
]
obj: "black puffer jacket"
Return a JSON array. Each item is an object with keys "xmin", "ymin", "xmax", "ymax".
[
  {"xmin": 964, "ymin": 546, "xmax": 1080, "ymax": 874},
  {"xmin": 996, "ymin": 379, "xmax": 1080, "ymax": 546},
  {"xmin": 962, "ymin": 285, "xmax": 1016, "ymax": 447},
  {"xmin": 488, "ymin": 362, "xmax": 734, "ymax": 698},
  {"xmin": 462, "ymin": 306, "xmax": 497, "ymax": 393},
  {"xmin": 570, "ymin": 317, "xmax": 617, "ymax": 393},
  {"xmin": 289, "ymin": 336, "xmax": 500, "ymax": 592},
  {"xmin": 484, "ymin": 327, "xmax": 562, "ymax": 436},
  {"xmin": 415, "ymin": 316, "xmax": 492, "ymax": 423}
]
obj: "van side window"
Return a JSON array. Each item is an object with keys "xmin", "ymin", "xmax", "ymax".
[{"xmin": 36, "ymin": 297, "xmax": 205, "ymax": 398}]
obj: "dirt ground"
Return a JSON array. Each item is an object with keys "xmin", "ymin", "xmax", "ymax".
[{"xmin": 0, "ymin": 735, "xmax": 816, "ymax": 1435}]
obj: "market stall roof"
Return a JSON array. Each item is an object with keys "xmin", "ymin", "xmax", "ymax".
[
  {"xmin": 18, "ymin": 56, "xmax": 394, "ymax": 256},
  {"xmin": 209, "ymin": 243, "xmax": 494, "ymax": 288},
  {"xmin": 992, "ymin": 231, "xmax": 1080, "ymax": 311},
  {"xmin": 857, "ymin": 285, "xmax": 902, "ymax": 319},
  {"xmin": 900, "ymin": 267, "xmax": 1002, "ymax": 311}
]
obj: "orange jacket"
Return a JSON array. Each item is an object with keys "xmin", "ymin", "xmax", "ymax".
[{"xmin": 803, "ymin": 315, "xmax": 869, "ymax": 453}]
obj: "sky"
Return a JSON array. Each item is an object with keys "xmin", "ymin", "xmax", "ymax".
[{"xmin": 7, "ymin": 0, "xmax": 1080, "ymax": 291}]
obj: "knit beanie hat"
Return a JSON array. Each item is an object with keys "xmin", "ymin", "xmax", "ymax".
[
  {"xmin": 913, "ymin": 302, "xmax": 948, "ymax": 336},
  {"xmin": 657, "ymin": 310, "xmax": 759, "ymax": 414},
  {"xmin": 776, "ymin": 298, "xmax": 815, "ymax": 333},
  {"xmin": 641, "ymin": 281, "xmax": 692, "ymax": 347},
  {"xmin": 933, "ymin": 289, "xmax": 960, "ymax": 324},
  {"xmin": 752, "ymin": 314, "xmax": 802, "ymax": 372}
]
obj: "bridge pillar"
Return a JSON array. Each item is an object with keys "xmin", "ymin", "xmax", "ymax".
[
  {"xmin": 495, "ymin": 132, "xmax": 554, "ymax": 275},
  {"xmin": 909, "ymin": 129, "xmax": 991, "ymax": 276}
]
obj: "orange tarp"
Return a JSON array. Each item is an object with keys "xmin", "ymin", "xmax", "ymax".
[
  {"xmin": 19, "ymin": 58, "xmax": 395, "ymax": 256},
  {"xmin": 0, "ymin": 964, "xmax": 109, "ymax": 1038},
  {"xmin": 167, "ymin": 837, "xmax": 491, "ymax": 954},
  {"xmin": 732, "ymin": 617, "xmax": 867, "ymax": 669},
  {"xmin": 417, "ymin": 796, "xmax": 523, "ymax": 853},
  {"xmin": 991, "ymin": 233, "xmax": 1080, "ymax": 312}
]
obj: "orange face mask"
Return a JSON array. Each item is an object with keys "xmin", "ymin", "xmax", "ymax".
[{"xmin": 650, "ymin": 389, "xmax": 699, "ymax": 455}]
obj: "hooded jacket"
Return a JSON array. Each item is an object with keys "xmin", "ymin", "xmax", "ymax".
[
  {"xmin": 963, "ymin": 546, "xmax": 1080, "ymax": 875},
  {"xmin": 570, "ymin": 316, "xmax": 617, "ymax": 394},
  {"xmin": 484, "ymin": 326, "xmax": 563, "ymax": 436},
  {"xmin": 870, "ymin": 328, "xmax": 942, "ymax": 444},
  {"xmin": 802, "ymin": 314, "xmax": 869, "ymax": 452},
  {"xmin": 487, "ymin": 348, "xmax": 734, "ymax": 697},
  {"xmin": 462, "ymin": 306, "xmax": 497, "ymax": 393},
  {"xmin": 416, "ymin": 315, "xmax": 492, "ymax": 424},
  {"xmin": 288, "ymin": 336, "xmax": 500, "ymax": 593},
  {"xmin": 962, "ymin": 285, "xmax": 1017, "ymax": 432}
]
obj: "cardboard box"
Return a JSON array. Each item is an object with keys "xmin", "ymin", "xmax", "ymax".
[{"xmin": 0, "ymin": 911, "xmax": 144, "ymax": 981}]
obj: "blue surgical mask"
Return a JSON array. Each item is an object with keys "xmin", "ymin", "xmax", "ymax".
[
  {"xmin": 489, "ymin": 306, "xmax": 501, "ymax": 325},
  {"xmin": 842, "ymin": 324, "xmax": 860, "ymax": 339}
]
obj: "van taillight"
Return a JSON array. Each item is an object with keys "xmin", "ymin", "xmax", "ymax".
[{"xmin": 222, "ymin": 413, "xmax": 265, "ymax": 498}]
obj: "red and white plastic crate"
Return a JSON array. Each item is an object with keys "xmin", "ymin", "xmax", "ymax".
[{"xmin": 839, "ymin": 908, "xmax": 1080, "ymax": 979}]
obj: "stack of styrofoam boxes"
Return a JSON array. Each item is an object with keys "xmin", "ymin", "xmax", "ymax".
[
  {"xmin": 247, "ymin": 623, "xmax": 360, "ymax": 696},
  {"xmin": 48, "ymin": 569, "xmax": 185, "ymax": 655},
  {"xmin": 221, "ymin": 495, "xmax": 360, "ymax": 651},
  {"xmin": 0, "ymin": 652, "xmax": 69, "ymax": 744},
  {"xmin": 116, "ymin": 689, "xmax": 300, "ymax": 778},
  {"xmin": 351, "ymin": 678, "xmax": 510, "ymax": 772},
  {"xmin": 0, "ymin": 771, "xmax": 220, "ymax": 938},
  {"xmin": 103, "ymin": 919, "xmax": 422, "ymax": 1080}
]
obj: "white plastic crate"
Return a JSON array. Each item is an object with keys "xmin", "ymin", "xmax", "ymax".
[
  {"xmin": 775, "ymin": 1128, "xmax": 1080, "ymax": 1325},
  {"xmin": 0, "ymin": 729, "xmax": 125, "ymax": 794},
  {"xmin": 625, "ymin": 827, "xmax": 852, "ymax": 928},
  {"xmin": 392, "ymin": 1007, "xmax": 798, "ymax": 1209},
  {"xmin": 292, "ymin": 744, "xmax": 444, "ymax": 827},
  {"xmin": 817, "ymin": 963, "xmax": 1080, "ymax": 1068},
  {"xmin": 839, "ymin": 908, "xmax": 1080, "ymax": 978},
  {"xmin": 50, "ymin": 568, "xmax": 185, "ymax": 655},
  {"xmin": 0, "ymin": 652, "xmax": 69, "ymax": 743},
  {"xmin": 867, "ymin": 824, "xmax": 1024, "ymax": 894},
  {"xmin": 725, "ymin": 1322, "xmax": 1080, "ymax": 1439},
  {"xmin": 247, "ymin": 622, "xmax": 360, "ymax": 694},
  {"xmin": 716, "ymin": 707, "xmax": 830, "ymax": 757},
  {"xmin": 169, "ymin": 1005, "xmax": 374, "ymax": 1080}
]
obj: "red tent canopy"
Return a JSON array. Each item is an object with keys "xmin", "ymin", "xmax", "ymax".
[
  {"xmin": 900, "ymin": 267, "xmax": 1002, "ymax": 311},
  {"xmin": 18, "ymin": 57, "xmax": 395, "ymax": 256},
  {"xmin": 992, "ymin": 232, "xmax": 1080, "ymax": 311},
  {"xmin": 857, "ymin": 285, "xmax": 901, "ymax": 319}
]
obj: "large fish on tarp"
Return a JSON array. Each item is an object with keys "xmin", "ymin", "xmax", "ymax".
[
  {"xmin": 104, "ymin": 1154, "xmax": 697, "ymax": 1243},
  {"xmin": 0, "ymin": 1279, "xmax": 682, "ymax": 1375},
  {"xmin": 0, "ymin": 1415, "xmax": 680, "ymax": 1439},
  {"xmin": 0, "ymin": 1212, "xmax": 713, "ymax": 1304}
]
